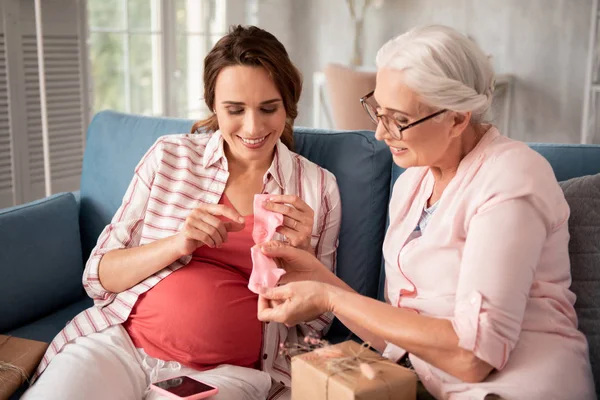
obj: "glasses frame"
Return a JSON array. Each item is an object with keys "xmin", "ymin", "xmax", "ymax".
[{"xmin": 360, "ymin": 90, "xmax": 447, "ymax": 139}]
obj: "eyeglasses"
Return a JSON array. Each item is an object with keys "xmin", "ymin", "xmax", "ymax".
[{"xmin": 360, "ymin": 90, "xmax": 447, "ymax": 140}]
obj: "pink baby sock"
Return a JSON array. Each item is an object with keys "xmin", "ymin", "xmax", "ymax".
[
  {"xmin": 248, "ymin": 194, "xmax": 286, "ymax": 294},
  {"xmin": 249, "ymin": 247, "xmax": 286, "ymax": 294}
]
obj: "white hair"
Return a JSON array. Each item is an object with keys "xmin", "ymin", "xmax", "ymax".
[{"xmin": 376, "ymin": 25, "xmax": 495, "ymax": 123}]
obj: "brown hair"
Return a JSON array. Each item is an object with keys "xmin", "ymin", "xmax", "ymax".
[{"xmin": 191, "ymin": 25, "xmax": 302, "ymax": 150}]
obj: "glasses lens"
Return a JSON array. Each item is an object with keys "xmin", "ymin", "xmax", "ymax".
[
  {"xmin": 381, "ymin": 116, "xmax": 402, "ymax": 139},
  {"xmin": 362, "ymin": 101, "xmax": 378, "ymax": 125}
]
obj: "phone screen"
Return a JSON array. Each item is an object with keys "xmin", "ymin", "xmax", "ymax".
[{"xmin": 154, "ymin": 376, "xmax": 215, "ymax": 397}]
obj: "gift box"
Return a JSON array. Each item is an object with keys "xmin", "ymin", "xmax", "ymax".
[
  {"xmin": 291, "ymin": 340, "xmax": 417, "ymax": 400},
  {"xmin": 0, "ymin": 335, "xmax": 48, "ymax": 400}
]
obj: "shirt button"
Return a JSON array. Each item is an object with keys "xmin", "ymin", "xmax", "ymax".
[
  {"xmin": 263, "ymin": 354, "xmax": 268, "ymax": 360},
  {"xmin": 425, "ymin": 375, "xmax": 432, "ymax": 381},
  {"xmin": 470, "ymin": 296, "xmax": 477, "ymax": 304}
]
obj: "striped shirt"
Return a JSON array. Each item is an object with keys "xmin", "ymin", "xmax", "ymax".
[{"xmin": 34, "ymin": 131, "xmax": 342, "ymax": 399}]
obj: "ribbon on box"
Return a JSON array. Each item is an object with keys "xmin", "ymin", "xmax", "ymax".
[
  {"xmin": 0, "ymin": 336, "xmax": 27, "ymax": 384},
  {"xmin": 289, "ymin": 338, "xmax": 402, "ymax": 399},
  {"xmin": 312, "ymin": 342, "xmax": 395, "ymax": 399}
]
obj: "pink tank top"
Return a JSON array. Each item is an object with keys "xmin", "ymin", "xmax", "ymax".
[{"xmin": 123, "ymin": 195, "xmax": 262, "ymax": 371}]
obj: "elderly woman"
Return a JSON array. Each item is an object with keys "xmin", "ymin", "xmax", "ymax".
[{"xmin": 256, "ymin": 25, "xmax": 595, "ymax": 400}]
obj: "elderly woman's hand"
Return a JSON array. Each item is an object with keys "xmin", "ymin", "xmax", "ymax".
[
  {"xmin": 257, "ymin": 282, "xmax": 336, "ymax": 326},
  {"xmin": 259, "ymin": 240, "xmax": 330, "ymax": 284},
  {"xmin": 262, "ymin": 195, "xmax": 315, "ymax": 252}
]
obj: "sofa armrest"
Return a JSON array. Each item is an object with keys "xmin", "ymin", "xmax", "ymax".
[
  {"xmin": 0, "ymin": 193, "xmax": 85, "ymax": 333},
  {"xmin": 72, "ymin": 190, "xmax": 81, "ymax": 209}
]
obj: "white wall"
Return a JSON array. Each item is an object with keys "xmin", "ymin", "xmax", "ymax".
[{"xmin": 252, "ymin": 0, "xmax": 597, "ymax": 144}]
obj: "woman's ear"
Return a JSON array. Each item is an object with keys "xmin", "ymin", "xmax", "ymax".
[{"xmin": 449, "ymin": 111, "xmax": 472, "ymax": 138}]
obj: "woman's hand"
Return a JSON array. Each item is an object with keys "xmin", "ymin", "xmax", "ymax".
[
  {"xmin": 176, "ymin": 204, "xmax": 245, "ymax": 255},
  {"xmin": 263, "ymin": 195, "xmax": 315, "ymax": 252},
  {"xmin": 257, "ymin": 281, "xmax": 336, "ymax": 326},
  {"xmin": 259, "ymin": 240, "xmax": 329, "ymax": 284}
]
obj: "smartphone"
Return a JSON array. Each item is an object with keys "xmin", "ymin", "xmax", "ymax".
[{"xmin": 150, "ymin": 375, "xmax": 219, "ymax": 400}]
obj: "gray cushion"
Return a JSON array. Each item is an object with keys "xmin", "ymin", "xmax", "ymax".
[{"xmin": 559, "ymin": 173, "xmax": 600, "ymax": 393}]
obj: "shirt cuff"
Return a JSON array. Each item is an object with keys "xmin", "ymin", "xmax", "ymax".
[
  {"xmin": 382, "ymin": 342, "xmax": 406, "ymax": 363},
  {"xmin": 452, "ymin": 290, "xmax": 510, "ymax": 370}
]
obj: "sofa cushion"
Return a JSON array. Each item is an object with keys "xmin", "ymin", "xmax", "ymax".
[
  {"xmin": 294, "ymin": 128, "xmax": 392, "ymax": 299},
  {"xmin": 530, "ymin": 143, "xmax": 600, "ymax": 181},
  {"xmin": 80, "ymin": 111, "xmax": 194, "ymax": 258},
  {"xmin": 7, "ymin": 297, "xmax": 93, "ymax": 343},
  {"xmin": 559, "ymin": 173, "xmax": 600, "ymax": 392},
  {"xmin": 0, "ymin": 193, "xmax": 85, "ymax": 333}
]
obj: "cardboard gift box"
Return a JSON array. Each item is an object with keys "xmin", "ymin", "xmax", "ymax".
[
  {"xmin": 0, "ymin": 335, "xmax": 48, "ymax": 400},
  {"xmin": 291, "ymin": 340, "xmax": 417, "ymax": 400}
]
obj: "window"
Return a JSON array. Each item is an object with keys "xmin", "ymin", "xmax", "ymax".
[
  {"xmin": 87, "ymin": 0, "xmax": 227, "ymax": 119},
  {"xmin": 0, "ymin": 0, "xmax": 88, "ymax": 208}
]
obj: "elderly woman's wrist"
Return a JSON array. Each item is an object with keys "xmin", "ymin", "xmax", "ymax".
[{"xmin": 325, "ymin": 284, "xmax": 344, "ymax": 314}]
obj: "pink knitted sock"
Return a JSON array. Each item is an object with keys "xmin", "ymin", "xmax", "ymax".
[{"xmin": 248, "ymin": 194, "xmax": 286, "ymax": 294}]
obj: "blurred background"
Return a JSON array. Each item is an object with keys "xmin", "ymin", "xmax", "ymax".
[{"xmin": 1, "ymin": 0, "xmax": 599, "ymax": 208}]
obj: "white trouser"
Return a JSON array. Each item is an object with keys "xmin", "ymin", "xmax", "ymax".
[{"xmin": 22, "ymin": 325, "xmax": 272, "ymax": 400}]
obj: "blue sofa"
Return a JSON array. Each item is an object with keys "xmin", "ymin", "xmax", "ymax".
[{"xmin": 2, "ymin": 110, "xmax": 599, "ymax": 398}]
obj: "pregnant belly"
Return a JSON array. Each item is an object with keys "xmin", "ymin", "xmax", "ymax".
[{"xmin": 124, "ymin": 261, "xmax": 262, "ymax": 370}]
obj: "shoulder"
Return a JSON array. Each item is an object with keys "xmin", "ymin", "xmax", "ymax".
[
  {"xmin": 153, "ymin": 133, "xmax": 212, "ymax": 157},
  {"xmin": 483, "ymin": 135, "xmax": 552, "ymax": 173},
  {"xmin": 139, "ymin": 133, "xmax": 215, "ymax": 167},
  {"xmin": 135, "ymin": 133, "xmax": 214, "ymax": 179},
  {"xmin": 478, "ymin": 135, "xmax": 559, "ymax": 194},
  {"xmin": 289, "ymin": 151, "xmax": 339, "ymax": 191},
  {"xmin": 474, "ymin": 135, "xmax": 568, "ymax": 226}
]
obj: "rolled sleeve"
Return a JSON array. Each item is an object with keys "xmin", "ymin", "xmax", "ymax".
[
  {"xmin": 82, "ymin": 140, "xmax": 161, "ymax": 304},
  {"xmin": 452, "ymin": 196, "xmax": 549, "ymax": 370},
  {"xmin": 452, "ymin": 290, "xmax": 482, "ymax": 351},
  {"xmin": 382, "ymin": 342, "xmax": 406, "ymax": 362}
]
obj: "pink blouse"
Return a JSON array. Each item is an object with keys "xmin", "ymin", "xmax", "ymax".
[{"xmin": 382, "ymin": 127, "xmax": 595, "ymax": 399}]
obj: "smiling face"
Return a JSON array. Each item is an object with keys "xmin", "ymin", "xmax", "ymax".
[
  {"xmin": 214, "ymin": 65, "xmax": 287, "ymax": 165},
  {"xmin": 373, "ymin": 68, "xmax": 457, "ymax": 169}
]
